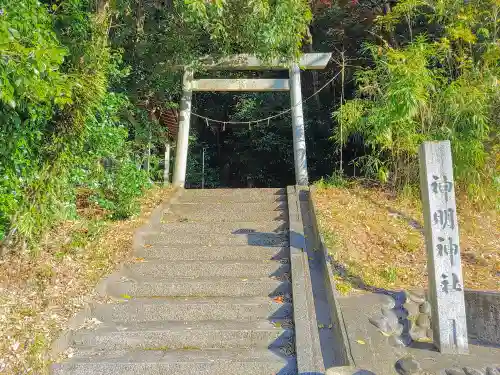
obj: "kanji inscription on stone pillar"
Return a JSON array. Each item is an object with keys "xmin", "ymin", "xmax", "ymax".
[{"xmin": 419, "ymin": 141, "xmax": 468, "ymax": 354}]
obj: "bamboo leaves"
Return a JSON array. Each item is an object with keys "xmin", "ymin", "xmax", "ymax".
[{"xmin": 334, "ymin": 0, "xmax": 498, "ymax": 198}]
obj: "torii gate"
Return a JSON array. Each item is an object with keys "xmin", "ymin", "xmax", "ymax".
[{"xmin": 172, "ymin": 53, "xmax": 332, "ymax": 188}]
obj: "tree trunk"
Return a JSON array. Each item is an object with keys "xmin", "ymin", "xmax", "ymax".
[
  {"xmin": 97, "ymin": 0, "xmax": 110, "ymax": 15},
  {"xmin": 384, "ymin": 2, "xmax": 399, "ymax": 48},
  {"xmin": 135, "ymin": 0, "xmax": 145, "ymax": 42},
  {"xmin": 306, "ymin": 26, "xmax": 320, "ymax": 108}
]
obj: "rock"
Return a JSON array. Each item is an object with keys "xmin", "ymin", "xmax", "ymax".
[
  {"xmin": 394, "ymin": 323, "xmax": 404, "ymax": 336},
  {"xmin": 395, "ymin": 357, "xmax": 421, "ymax": 375},
  {"xmin": 419, "ymin": 301, "xmax": 431, "ymax": 314},
  {"xmin": 369, "ymin": 316, "xmax": 390, "ymax": 333},
  {"xmin": 407, "ymin": 289, "xmax": 426, "ymax": 304},
  {"xmin": 381, "ymin": 306, "xmax": 393, "ymax": 316},
  {"xmin": 370, "ymin": 309, "xmax": 402, "ymax": 335},
  {"xmin": 382, "ymin": 308, "xmax": 400, "ymax": 330},
  {"xmin": 486, "ymin": 368, "xmax": 500, "ymax": 375},
  {"xmin": 426, "ymin": 328, "xmax": 433, "ymax": 339},
  {"xmin": 388, "ymin": 335, "xmax": 405, "ymax": 348},
  {"xmin": 416, "ymin": 314, "xmax": 431, "ymax": 328},
  {"xmin": 370, "ymin": 318, "xmax": 399, "ymax": 336},
  {"xmin": 381, "ymin": 294, "xmax": 396, "ymax": 309},
  {"xmin": 409, "ymin": 326, "xmax": 428, "ymax": 341},
  {"xmin": 463, "ymin": 368, "xmax": 484, "ymax": 375},
  {"xmin": 445, "ymin": 369, "xmax": 466, "ymax": 375},
  {"xmin": 404, "ymin": 301, "xmax": 420, "ymax": 317}
]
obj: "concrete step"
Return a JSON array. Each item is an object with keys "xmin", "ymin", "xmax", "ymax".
[
  {"xmin": 122, "ymin": 260, "xmax": 290, "ymax": 279},
  {"xmin": 105, "ymin": 276, "xmax": 292, "ymax": 298},
  {"xmin": 162, "ymin": 202, "xmax": 287, "ymax": 223},
  {"xmin": 92, "ymin": 297, "xmax": 293, "ymax": 323},
  {"xmin": 71, "ymin": 320, "xmax": 294, "ymax": 350},
  {"xmin": 134, "ymin": 244, "xmax": 289, "ymax": 261},
  {"xmin": 53, "ymin": 188, "xmax": 298, "ymax": 375},
  {"xmin": 177, "ymin": 194, "xmax": 287, "ymax": 204},
  {"xmin": 143, "ymin": 230, "xmax": 288, "ymax": 246},
  {"xmin": 155, "ymin": 221, "xmax": 288, "ymax": 235},
  {"xmin": 181, "ymin": 188, "xmax": 286, "ymax": 198},
  {"xmin": 52, "ymin": 348, "xmax": 297, "ymax": 375},
  {"xmin": 169, "ymin": 201, "xmax": 287, "ymax": 213}
]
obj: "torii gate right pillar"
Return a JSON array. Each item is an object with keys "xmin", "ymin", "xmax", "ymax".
[{"xmin": 289, "ymin": 64, "xmax": 308, "ymax": 186}]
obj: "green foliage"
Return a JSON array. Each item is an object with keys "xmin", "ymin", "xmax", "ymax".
[
  {"xmin": 0, "ymin": 0, "xmax": 74, "ymax": 242},
  {"xmin": 380, "ymin": 266, "xmax": 399, "ymax": 284},
  {"xmin": 178, "ymin": 0, "xmax": 312, "ymax": 60},
  {"xmin": 315, "ymin": 172, "xmax": 348, "ymax": 189},
  {"xmin": 186, "ymin": 138, "xmax": 221, "ymax": 189},
  {"xmin": 0, "ymin": 0, "xmax": 73, "ymax": 108},
  {"xmin": 93, "ymin": 162, "xmax": 150, "ymax": 219},
  {"xmin": 0, "ymin": 0, "xmax": 315, "ymax": 247},
  {"xmin": 0, "ymin": 0, "xmax": 153, "ymax": 247},
  {"xmin": 71, "ymin": 92, "xmax": 151, "ymax": 219},
  {"xmin": 334, "ymin": 0, "xmax": 499, "ymax": 201}
]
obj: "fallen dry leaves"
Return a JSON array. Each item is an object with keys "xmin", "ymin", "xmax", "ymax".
[
  {"xmin": 0, "ymin": 186, "xmax": 172, "ymax": 374},
  {"xmin": 273, "ymin": 296, "xmax": 284, "ymax": 304},
  {"xmin": 313, "ymin": 184, "xmax": 499, "ymax": 293}
]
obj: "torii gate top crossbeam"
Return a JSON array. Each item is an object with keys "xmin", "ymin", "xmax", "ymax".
[{"xmin": 198, "ymin": 53, "xmax": 332, "ymax": 71}]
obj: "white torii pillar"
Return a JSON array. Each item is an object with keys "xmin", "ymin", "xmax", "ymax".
[
  {"xmin": 173, "ymin": 69, "xmax": 193, "ymax": 188},
  {"xmin": 289, "ymin": 64, "xmax": 308, "ymax": 186},
  {"xmin": 172, "ymin": 53, "xmax": 331, "ymax": 188}
]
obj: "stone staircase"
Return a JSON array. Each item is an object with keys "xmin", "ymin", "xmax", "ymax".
[{"xmin": 52, "ymin": 188, "xmax": 297, "ymax": 375}]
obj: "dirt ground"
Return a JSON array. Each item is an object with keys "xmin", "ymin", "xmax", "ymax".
[
  {"xmin": 0, "ymin": 186, "xmax": 172, "ymax": 374},
  {"xmin": 312, "ymin": 184, "xmax": 499, "ymax": 294}
]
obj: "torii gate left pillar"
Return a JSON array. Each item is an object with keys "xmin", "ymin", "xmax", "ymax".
[
  {"xmin": 172, "ymin": 69, "xmax": 193, "ymax": 188},
  {"xmin": 172, "ymin": 53, "xmax": 331, "ymax": 188}
]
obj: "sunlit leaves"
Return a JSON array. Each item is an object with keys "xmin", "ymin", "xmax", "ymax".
[
  {"xmin": 0, "ymin": 0, "xmax": 146, "ymax": 244},
  {"xmin": 175, "ymin": 0, "xmax": 312, "ymax": 61},
  {"xmin": 375, "ymin": 0, "xmax": 427, "ymax": 33},
  {"xmin": 447, "ymin": 23, "xmax": 477, "ymax": 43},
  {"xmin": 334, "ymin": 0, "xmax": 499, "ymax": 197},
  {"xmin": 0, "ymin": 0, "xmax": 73, "ymax": 108}
]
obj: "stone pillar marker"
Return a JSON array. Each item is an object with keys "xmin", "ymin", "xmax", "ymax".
[{"xmin": 419, "ymin": 140, "xmax": 468, "ymax": 354}]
